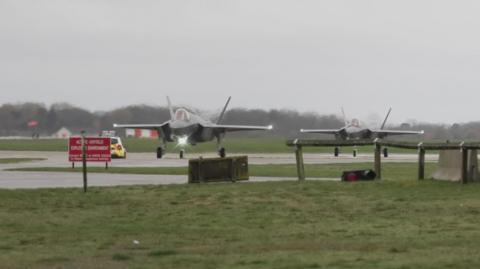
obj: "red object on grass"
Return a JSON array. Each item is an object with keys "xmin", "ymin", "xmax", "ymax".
[{"xmin": 346, "ymin": 173, "xmax": 358, "ymax": 181}]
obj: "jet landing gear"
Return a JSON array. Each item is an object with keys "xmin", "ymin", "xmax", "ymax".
[
  {"xmin": 157, "ymin": 139, "xmax": 167, "ymax": 159},
  {"xmin": 158, "ymin": 147, "xmax": 186, "ymax": 159},
  {"xmin": 216, "ymin": 133, "xmax": 226, "ymax": 158},
  {"xmin": 157, "ymin": 147, "xmax": 164, "ymax": 159},
  {"xmin": 383, "ymin": 147, "xmax": 388, "ymax": 158},
  {"xmin": 334, "ymin": 147, "xmax": 359, "ymax": 158},
  {"xmin": 218, "ymin": 147, "xmax": 226, "ymax": 158}
]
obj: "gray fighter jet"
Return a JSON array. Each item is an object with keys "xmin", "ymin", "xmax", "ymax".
[
  {"xmin": 113, "ymin": 97, "xmax": 273, "ymax": 159},
  {"xmin": 300, "ymin": 108, "xmax": 424, "ymax": 156}
]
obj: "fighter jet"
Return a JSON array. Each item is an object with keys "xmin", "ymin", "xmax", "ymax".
[
  {"xmin": 113, "ymin": 97, "xmax": 273, "ymax": 159},
  {"xmin": 300, "ymin": 108, "xmax": 424, "ymax": 156}
]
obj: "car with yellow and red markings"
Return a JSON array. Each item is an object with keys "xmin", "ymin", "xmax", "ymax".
[{"xmin": 110, "ymin": 137, "xmax": 127, "ymax": 158}]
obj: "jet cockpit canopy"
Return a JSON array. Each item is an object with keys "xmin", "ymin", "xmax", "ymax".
[{"xmin": 175, "ymin": 108, "xmax": 190, "ymax": 121}]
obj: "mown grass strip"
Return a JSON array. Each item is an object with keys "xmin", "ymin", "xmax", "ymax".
[
  {"xmin": 0, "ymin": 180, "xmax": 479, "ymax": 268},
  {"xmin": 8, "ymin": 162, "xmax": 438, "ymax": 180},
  {"xmin": 0, "ymin": 158, "xmax": 45, "ymax": 164}
]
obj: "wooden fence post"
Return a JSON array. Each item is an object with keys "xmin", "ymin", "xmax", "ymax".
[
  {"xmin": 461, "ymin": 144, "xmax": 468, "ymax": 184},
  {"xmin": 374, "ymin": 141, "xmax": 382, "ymax": 179},
  {"xmin": 418, "ymin": 143, "xmax": 425, "ymax": 180},
  {"xmin": 295, "ymin": 145, "xmax": 306, "ymax": 181}
]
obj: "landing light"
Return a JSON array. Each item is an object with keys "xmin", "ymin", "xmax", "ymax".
[
  {"xmin": 267, "ymin": 125, "xmax": 274, "ymax": 130},
  {"xmin": 177, "ymin": 136, "xmax": 189, "ymax": 146}
]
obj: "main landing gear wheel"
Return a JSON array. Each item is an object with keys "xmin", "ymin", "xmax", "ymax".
[
  {"xmin": 353, "ymin": 149, "xmax": 357, "ymax": 157},
  {"xmin": 156, "ymin": 147, "xmax": 164, "ymax": 159},
  {"xmin": 179, "ymin": 150, "xmax": 185, "ymax": 159},
  {"xmin": 219, "ymin": 147, "xmax": 226, "ymax": 158},
  {"xmin": 334, "ymin": 147, "xmax": 340, "ymax": 157}
]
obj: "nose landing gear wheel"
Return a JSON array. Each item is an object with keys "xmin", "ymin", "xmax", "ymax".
[
  {"xmin": 219, "ymin": 147, "xmax": 226, "ymax": 158},
  {"xmin": 383, "ymin": 147, "xmax": 388, "ymax": 158},
  {"xmin": 334, "ymin": 147, "xmax": 339, "ymax": 157},
  {"xmin": 179, "ymin": 150, "xmax": 185, "ymax": 159}
]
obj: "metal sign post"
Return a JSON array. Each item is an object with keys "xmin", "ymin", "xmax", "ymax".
[
  {"xmin": 68, "ymin": 135, "xmax": 111, "ymax": 192},
  {"xmin": 81, "ymin": 131, "xmax": 87, "ymax": 193}
]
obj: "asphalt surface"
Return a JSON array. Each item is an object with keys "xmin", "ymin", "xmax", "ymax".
[{"xmin": 0, "ymin": 151, "xmax": 438, "ymax": 189}]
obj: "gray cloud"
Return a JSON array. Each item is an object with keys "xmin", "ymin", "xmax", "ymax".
[{"xmin": 1, "ymin": 0, "xmax": 480, "ymax": 124}]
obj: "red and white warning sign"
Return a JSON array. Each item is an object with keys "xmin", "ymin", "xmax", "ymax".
[{"xmin": 68, "ymin": 137, "xmax": 111, "ymax": 162}]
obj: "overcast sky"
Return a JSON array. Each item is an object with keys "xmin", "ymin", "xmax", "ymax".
[{"xmin": 1, "ymin": 0, "xmax": 480, "ymax": 124}]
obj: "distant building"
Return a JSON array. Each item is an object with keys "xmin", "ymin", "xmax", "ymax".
[
  {"xmin": 53, "ymin": 127, "xmax": 72, "ymax": 138},
  {"xmin": 125, "ymin": 128, "xmax": 158, "ymax": 138}
]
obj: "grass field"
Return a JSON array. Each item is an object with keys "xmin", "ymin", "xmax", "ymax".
[
  {"xmin": 0, "ymin": 158, "xmax": 45, "ymax": 164},
  {"xmin": 9, "ymin": 162, "xmax": 438, "ymax": 180},
  {"xmin": 1, "ymin": 180, "xmax": 480, "ymax": 268},
  {"xmin": 0, "ymin": 138, "xmax": 419, "ymax": 154}
]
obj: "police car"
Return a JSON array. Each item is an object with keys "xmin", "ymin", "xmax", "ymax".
[
  {"xmin": 110, "ymin": 137, "xmax": 127, "ymax": 158},
  {"xmin": 102, "ymin": 131, "xmax": 127, "ymax": 159}
]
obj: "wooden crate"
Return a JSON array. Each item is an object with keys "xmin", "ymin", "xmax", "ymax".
[{"xmin": 188, "ymin": 156, "xmax": 249, "ymax": 183}]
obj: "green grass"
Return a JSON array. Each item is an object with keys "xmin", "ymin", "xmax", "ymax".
[
  {"xmin": 0, "ymin": 158, "xmax": 45, "ymax": 164},
  {"xmin": 1, "ymin": 180, "xmax": 480, "ymax": 268},
  {"xmin": 0, "ymin": 139, "xmax": 69, "ymax": 151},
  {"xmin": 0, "ymin": 138, "xmax": 419, "ymax": 154},
  {"xmin": 9, "ymin": 163, "xmax": 437, "ymax": 180}
]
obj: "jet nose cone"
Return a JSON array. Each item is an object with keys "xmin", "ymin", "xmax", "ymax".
[{"xmin": 170, "ymin": 121, "xmax": 182, "ymax": 128}]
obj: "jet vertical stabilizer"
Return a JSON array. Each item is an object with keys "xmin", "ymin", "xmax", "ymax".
[
  {"xmin": 216, "ymin": 96, "xmax": 232, "ymax": 124},
  {"xmin": 167, "ymin": 96, "xmax": 175, "ymax": 121},
  {"xmin": 380, "ymin": 108, "xmax": 392, "ymax": 130}
]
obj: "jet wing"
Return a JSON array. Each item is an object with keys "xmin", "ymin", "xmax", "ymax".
[
  {"xmin": 113, "ymin": 122, "xmax": 170, "ymax": 129},
  {"xmin": 206, "ymin": 124, "xmax": 273, "ymax": 132},
  {"xmin": 371, "ymin": 129, "xmax": 424, "ymax": 137},
  {"xmin": 300, "ymin": 129, "xmax": 342, "ymax": 134},
  {"xmin": 113, "ymin": 122, "xmax": 172, "ymax": 140}
]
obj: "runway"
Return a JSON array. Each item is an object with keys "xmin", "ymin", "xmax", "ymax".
[{"xmin": 0, "ymin": 151, "xmax": 438, "ymax": 189}]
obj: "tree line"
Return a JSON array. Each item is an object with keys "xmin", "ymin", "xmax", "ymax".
[{"xmin": 0, "ymin": 102, "xmax": 479, "ymax": 140}]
